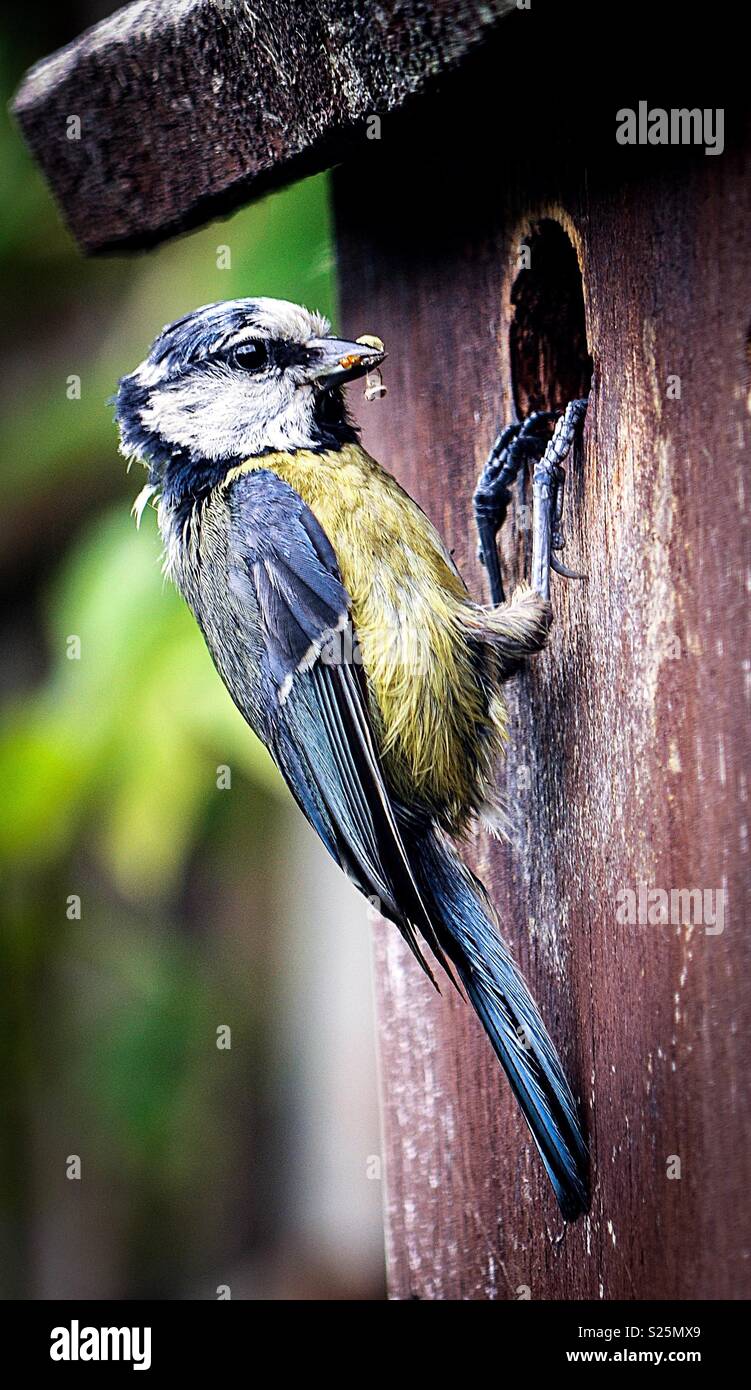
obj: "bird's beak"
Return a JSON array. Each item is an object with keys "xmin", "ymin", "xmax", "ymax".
[{"xmin": 304, "ymin": 335, "xmax": 386, "ymax": 386}]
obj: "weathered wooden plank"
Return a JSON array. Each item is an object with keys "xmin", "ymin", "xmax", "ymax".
[
  {"xmin": 11, "ymin": 0, "xmax": 517, "ymax": 254},
  {"xmin": 335, "ymin": 31, "xmax": 751, "ymax": 1299}
]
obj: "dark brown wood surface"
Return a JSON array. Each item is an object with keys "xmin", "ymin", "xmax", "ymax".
[
  {"xmin": 335, "ymin": 37, "xmax": 750, "ymax": 1298},
  {"xmin": 12, "ymin": 0, "xmax": 516, "ymax": 253}
]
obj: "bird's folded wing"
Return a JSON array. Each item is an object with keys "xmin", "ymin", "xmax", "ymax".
[{"xmin": 226, "ymin": 467, "xmax": 451, "ymax": 983}]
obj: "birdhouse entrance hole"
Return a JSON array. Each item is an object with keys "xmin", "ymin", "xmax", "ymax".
[{"xmin": 510, "ymin": 219, "xmax": 592, "ymax": 420}]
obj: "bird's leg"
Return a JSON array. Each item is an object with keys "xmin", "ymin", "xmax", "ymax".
[
  {"xmin": 531, "ymin": 397, "xmax": 589, "ymax": 602},
  {"xmin": 473, "ymin": 412, "xmax": 555, "ymax": 604},
  {"xmin": 473, "ymin": 423, "xmax": 522, "ymax": 607}
]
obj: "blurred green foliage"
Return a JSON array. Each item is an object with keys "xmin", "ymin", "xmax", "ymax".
[
  {"xmin": 1, "ymin": 509, "xmax": 285, "ymax": 897},
  {"xmin": 0, "ymin": 81, "xmax": 335, "ymax": 893},
  {"xmin": 1, "ymin": 128, "xmax": 336, "ymax": 876},
  {"xmin": 1, "ymin": 42, "xmax": 337, "ymax": 1296}
]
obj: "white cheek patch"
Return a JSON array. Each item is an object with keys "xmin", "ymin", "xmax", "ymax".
[
  {"xmin": 139, "ymin": 368, "xmax": 319, "ymax": 460},
  {"xmin": 140, "ymin": 370, "xmax": 242, "ymax": 458}
]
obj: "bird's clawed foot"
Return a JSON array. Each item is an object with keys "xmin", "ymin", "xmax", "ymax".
[
  {"xmin": 473, "ymin": 412, "xmax": 555, "ymax": 605},
  {"xmin": 531, "ymin": 397, "xmax": 588, "ymax": 601},
  {"xmin": 473, "ymin": 397, "xmax": 589, "ymax": 605}
]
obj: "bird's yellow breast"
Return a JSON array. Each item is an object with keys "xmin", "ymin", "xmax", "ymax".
[{"xmin": 225, "ymin": 443, "xmax": 503, "ymax": 823}]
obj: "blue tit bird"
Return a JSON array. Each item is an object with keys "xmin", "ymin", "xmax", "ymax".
[{"xmin": 115, "ymin": 297, "xmax": 589, "ymax": 1220}]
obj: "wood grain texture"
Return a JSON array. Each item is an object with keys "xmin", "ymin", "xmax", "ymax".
[
  {"xmin": 335, "ymin": 21, "xmax": 750, "ymax": 1299},
  {"xmin": 11, "ymin": 0, "xmax": 516, "ymax": 254}
]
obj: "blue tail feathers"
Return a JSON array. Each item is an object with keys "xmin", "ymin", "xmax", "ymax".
[{"xmin": 406, "ymin": 826, "xmax": 589, "ymax": 1221}]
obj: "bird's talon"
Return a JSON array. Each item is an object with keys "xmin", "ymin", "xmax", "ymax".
[
  {"xmin": 531, "ymin": 396, "xmax": 588, "ymax": 600},
  {"xmin": 550, "ymin": 554, "xmax": 586, "ymax": 580}
]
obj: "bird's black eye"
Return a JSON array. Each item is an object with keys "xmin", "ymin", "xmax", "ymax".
[{"xmin": 233, "ymin": 341, "xmax": 269, "ymax": 371}]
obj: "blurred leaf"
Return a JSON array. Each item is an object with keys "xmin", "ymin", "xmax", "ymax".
[
  {"xmin": 68, "ymin": 914, "xmax": 254, "ymax": 1187},
  {"xmin": 1, "ymin": 55, "xmax": 338, "ymax": 1295},
  {"xmin": 0, "ymin": 710, "xmax": 93, "ymax": 862},
  {"xmin": 1, "ymin": 505, "xmax": 286, "ymax": 896}
]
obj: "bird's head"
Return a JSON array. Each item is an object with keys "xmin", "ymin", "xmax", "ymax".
[{"xmin": 114, "ymin": 297, "xmax": 385, "ymax": 507}]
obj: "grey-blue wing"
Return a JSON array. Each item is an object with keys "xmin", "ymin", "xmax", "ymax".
[{"xmin": 224, "ymin": 467, "xmax": 451, "ymax": 983}]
